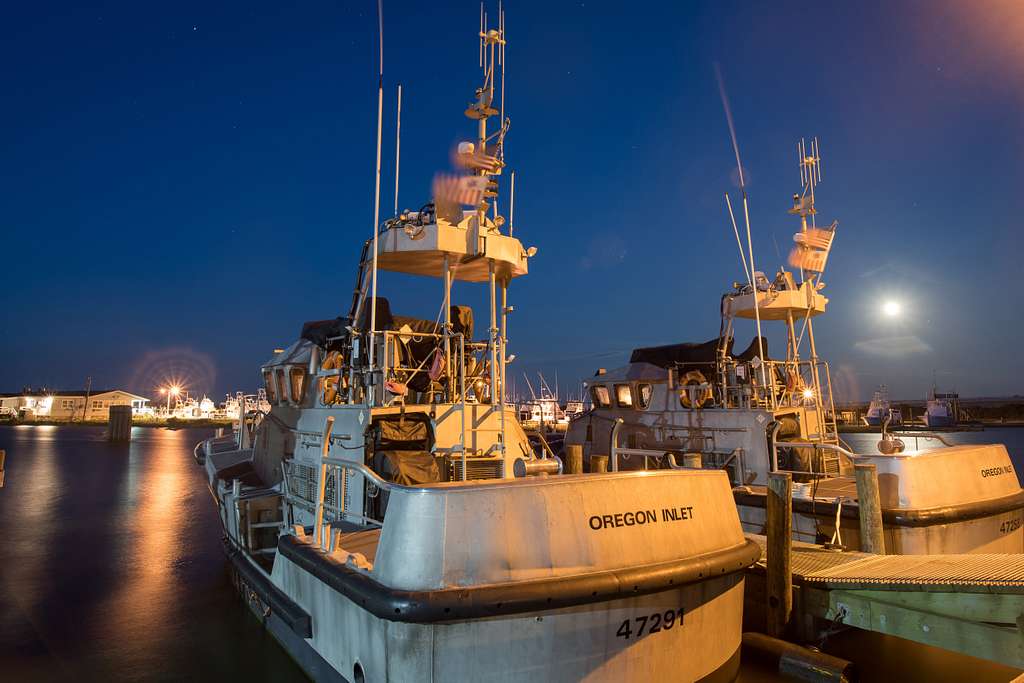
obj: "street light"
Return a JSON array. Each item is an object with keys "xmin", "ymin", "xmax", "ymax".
[{"xmin": 160, "ymin": 385, "xmax": 183, "ymax": 412}]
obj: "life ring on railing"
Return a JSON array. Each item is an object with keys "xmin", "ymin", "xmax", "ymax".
[
  {"xmin": 679, "ymin": 370, "xmax": 713, "ymax": 409},
  {"xmin": 322, "ymin": 376, "xmax": 339, "ymax": 405},
  {"xmin": 785, "ymin": 367, "xmax": 799, "ymax": 393},
  {"xmin": 321, "ymin": 374, "xmax": 349, "ymax": 405},
  {"xmin": 321, "ymin": 351, "xmax": 342, "ymax": 370}
]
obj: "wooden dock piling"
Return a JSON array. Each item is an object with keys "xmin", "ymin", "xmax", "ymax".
[
  {"xmin": 0, "ymin": 449, "xmax": 5, "ymax": 487},
  {"xmin": 108, "ymin": 405, "xmax": 133, "ymax": 442},
  {"xmin": 564, "ymin": 444, "xmax": 583, "ymax": 474},
  {"xmin": 590, "ymin": 454, "xmax": 609, "ymax": 473},
  {"xmin": 854, "ymin": 463, "xmax": 885, "ymax": 554},
  {"xmin": 767, "ymin": 471, "xmax": 793, "ymax": 638}
]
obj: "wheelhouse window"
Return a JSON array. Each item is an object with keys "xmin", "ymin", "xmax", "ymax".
[
  {"xmin": 614, "ymin": 384, "xmax": 633, "ymax": 408},
  {"xmin": 637, "ymin": 383, "xmax": 653, "ymax": 409},
  {"xmin": 263, "ymin": 370, "xmax": 277, "ymax": 402},
  {"xmin": 275, "ymin": 369, "xmax": 288, "ymax": 405},
  {"xmin": 591, "ymin": 385, "xmax": 611, "ymax": 408},
  {"xmin": 289, "ymin": 367, "xmax": 306, "ymax": 404}
]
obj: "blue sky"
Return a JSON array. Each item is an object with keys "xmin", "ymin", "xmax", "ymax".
[{"xmin": 2, "ymin": 1, "xmax": 1021, "ymax": 402}]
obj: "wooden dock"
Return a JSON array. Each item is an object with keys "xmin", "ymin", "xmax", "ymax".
[{"xmin": 745, "ymin": 533, "xmax": 1024, "ymax": 670}]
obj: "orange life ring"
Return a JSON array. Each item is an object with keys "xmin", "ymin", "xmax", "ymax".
[{"xmin": 679, "ymin": 370, "xmax": 713, "ymax": 409}]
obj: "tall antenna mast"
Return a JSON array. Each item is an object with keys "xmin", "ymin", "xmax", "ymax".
[
  {"xmin": 393, "ymin": 84, "xmax": 402, "ymax": 216},
  {"xmin": 368, "ymin": 0, "xmax": 385, "ymax": 381},
  {"xmin": 715, "ymin": 64, "xmax": 767, "ymax": 387}
]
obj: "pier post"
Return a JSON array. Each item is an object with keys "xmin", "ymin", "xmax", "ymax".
[
  {"xmin": 108, "ymin": 405, "xmax": 132, "ymax": 442},
  {"xmin": 0, "ymin": 449, "xmax": 5, "ymax": 487},
  {"xmin": 767, "ymin": 471, "xmax": 793, "ymax": 638},
  {"xmin": 590, "ymin": 454, "xmax": 609, "ymax": 473},
  {"xmin": 565, "ymin": 444, "xmax": 583, "ymax": 475},
  {"xmin": 854, "ymin": 463, "xmax": 885, "ymax": 554}
]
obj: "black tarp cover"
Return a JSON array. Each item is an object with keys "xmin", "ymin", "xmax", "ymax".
[
  {"xmin": 629, "ymin": 337, "xmax": 728, "ymax": 368},
  {"xmin": 300, "ymin": 318, "xmax": 345, "ymax": 347},
  {"xmin": 628, "ymin": 336, "xmax": 769, "ymax": 369},
  {"xmin": 374, "ymin": 413, "xmax": 433, "ymax": 451},
  {"xmin": 379, "ymin": 451, "xmax": 441, "ymax": 485}
]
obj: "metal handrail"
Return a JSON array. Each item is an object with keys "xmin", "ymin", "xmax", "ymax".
[
  {"xmin": 773, "ymin": 440, "xmax": 860, "ymax": 462},
  {"xmin": 889, "ymin": 431, "xmax": 955, "ymax": 447}
]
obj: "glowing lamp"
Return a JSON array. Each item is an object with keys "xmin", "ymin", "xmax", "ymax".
[
  {"xmin": 802, "ymin": 388, "xmax": 815, "ymax": 400},
  {"xmin": 882, "ymin": 300, "xmax": 901, "ymax": 318}
]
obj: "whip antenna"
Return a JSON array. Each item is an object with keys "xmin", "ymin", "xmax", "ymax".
[
  {"xmin": 393, "ymin": 84, "xmax": 402, "ymax": 216},
  {"xmin": 368, "ymin": 0, "xmax": 385, "ymax": 376},
  {"xmin": 715, "ymin": 63, "xmax": 766, "ymax": 387}
]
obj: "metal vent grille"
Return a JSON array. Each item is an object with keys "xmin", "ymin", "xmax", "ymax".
[
  {"xmin": 451, "ymin": 457, "xmax": 504, "ymax": 481},
  {"xmin": 286, "ymin": 462, "xmax": 317, "ymax": 505}
]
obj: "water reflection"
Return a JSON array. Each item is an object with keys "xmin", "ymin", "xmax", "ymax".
[
  {"xmin": 98, "ymin": 429, "xmax": 188, "ymax": 675},
  {"xmin": 0, "ymin": 426, "xmax": 305, "ymax": 682}
]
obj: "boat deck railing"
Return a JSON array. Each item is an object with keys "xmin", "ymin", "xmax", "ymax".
[{"xmin": 283, "ymin": 457, "xmax": 390, "ymax": 534}]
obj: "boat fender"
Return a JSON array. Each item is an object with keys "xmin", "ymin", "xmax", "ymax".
[
  {"xmin": 877, "ymin": 436, "xmax": 905, "ymax": 455},
  {"xmin": 678, "ymin": 370, "xmax": 713, "ymax": 409}
]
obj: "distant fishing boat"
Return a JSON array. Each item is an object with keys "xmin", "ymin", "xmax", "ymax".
[
  {"xmin": 923, "ymin": 385, "xmax": 959, "ymax": 428},
  {"xmin": 517, "ymin": 373, "xmax": 567, "ymax": 428},
  {"xmin": 863, "ymin": 385, "xmax": 902, "ymax": 427}
]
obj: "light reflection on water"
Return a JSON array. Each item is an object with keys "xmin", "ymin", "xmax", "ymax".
[{"xmin": 0, "ymin": 425, "xmax": 304, "ymax": 682}]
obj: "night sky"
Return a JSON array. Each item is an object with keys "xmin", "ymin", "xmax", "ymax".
[{"xmin": 2, "ymin": 1, "xmax": 1022, "ymax": 403}]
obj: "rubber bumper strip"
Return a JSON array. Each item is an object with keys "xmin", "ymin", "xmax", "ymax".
[
  {"xmin": 278, "ymin": 534, "xmax": 761, "ymax": 624},
  {"xmin": 228, "ymin": 546, "xmax": 312, "ymax": 638},
  {"xmin": 734, "ymin": 488, "xmax": 1024, "ymax": 528}
]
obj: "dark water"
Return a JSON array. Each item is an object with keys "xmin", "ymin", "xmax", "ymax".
[
  {"xmin": 0, "ymin": 426, "xmax": 305, "ymax": 682},
  {"xmin": 2, "ymin": 425, "xmax": 1023, "ymax": 682}
]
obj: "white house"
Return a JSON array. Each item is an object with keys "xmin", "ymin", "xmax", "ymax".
[{"xmin": 0, "ymin": 389, "xmax": 151, "ymax": 421}]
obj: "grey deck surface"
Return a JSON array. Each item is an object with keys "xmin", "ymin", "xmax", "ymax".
[{"xmin": 747, "ymin": 533, "xmax": 1024, "ymax": 593}]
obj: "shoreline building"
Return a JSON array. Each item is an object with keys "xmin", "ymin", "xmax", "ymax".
[{"xmin": 0, "ymin": 389, "xmax": 151, "ymax": 421}]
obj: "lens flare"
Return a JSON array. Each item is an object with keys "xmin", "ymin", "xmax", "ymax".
[{"xmin": 882, "ymin": 300, "xmax": 901, "ymax": 317}]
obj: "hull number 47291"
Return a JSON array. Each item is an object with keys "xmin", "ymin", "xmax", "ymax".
[{"xmin": 616, "ymin": 608, "xmax": 685, "ymax": 640}]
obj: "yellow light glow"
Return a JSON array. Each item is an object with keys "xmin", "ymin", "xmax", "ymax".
[
  {"xmin": 802, "ymin": 388, "xmax": 815, "ymax": 400},
  {"xmin": 170, "ymin": 386, "xmax": 181, "ymax": 396},
  {"xmin": 882, "ymin": 300, "xmax": 901, "ymax": 317}
]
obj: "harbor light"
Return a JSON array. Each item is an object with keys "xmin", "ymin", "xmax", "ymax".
[
  {"xmin": 802, "ymin": 388, "xmax": 815, "ymax": 400},
  {"xmin": 882, "ymin": 300, "xmax": 902, "ymax": 318},
  {"xmin": 159, "ymin": 384, "xmax": 183, "ymax": 412}
]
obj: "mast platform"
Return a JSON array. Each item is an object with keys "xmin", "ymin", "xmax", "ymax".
[
  {"xmin": 376, "ymin": 215, "xmax": 529, "ymax": 282},
  {"xmin": 724, "ymin": 281, "xmax": 828, "ymax": 321}
]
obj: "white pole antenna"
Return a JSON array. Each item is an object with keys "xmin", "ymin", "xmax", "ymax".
[
  {"xmin": 368, "ymin": 0, "xmax": 385, "ymax": 377},
  {"xmin": 715, "ymin": 64, "xmax": 767, "ymax": 387},
  {"xmin": 499, "ymin": 6, "xmax": 506, "ymax": 125},
  {"xmin": 724, "ymin": 193, "xmax": 752, "ymax": 285},
  {"xmin": 393, "ymin": 84, "xmax": 402, "ymax": 217},
  {"xmin": 509, "ymin": 170, "xmax": 515, "ymax": 236}
]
